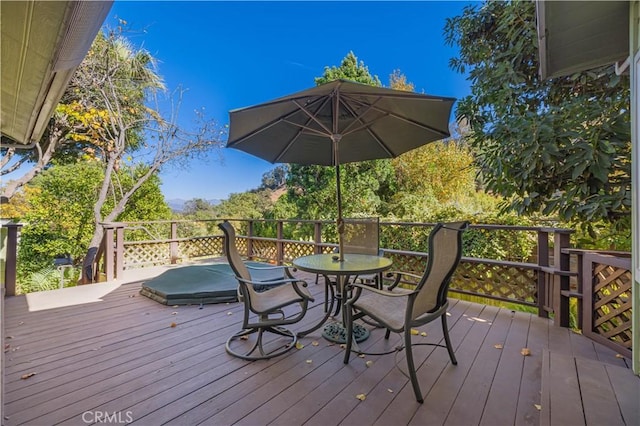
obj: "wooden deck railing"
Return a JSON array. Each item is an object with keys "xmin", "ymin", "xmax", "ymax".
[
  {"xmin": 563, "ymin": 249, "xmax": 633, "ymax": 358},
  {"xmin": 96, "ymin": 219, "xmax": 574, "ymax": 315},
  {"xmin": 3, "ymin": 218, "xmax": 633, "ymax": 355}
]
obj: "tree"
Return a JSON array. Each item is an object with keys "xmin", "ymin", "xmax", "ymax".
[
  {"xmin": 2, "ymin": 28, "xmax": 225, "ymax": 281},
  {"xmin": 444, "ymin": 1, "xmax": 630, "ymax": 230},
  {"xmin": 256, "ymin": 165, "xmax": 288, "ymax": 191},
  {"xmin": 315, "ymin": 51, "xmax": 382, "ymax": 87},
  {"xmin": 16, "ymin": 161, "xmax": 170, "ymax": 292},
  {"xmin": 389, "ymin": 69, "xmax": 415, "ymax": 92},
  {"xmin": 214, "ymin": 192, "xmax": 273, "ymax": 219}
]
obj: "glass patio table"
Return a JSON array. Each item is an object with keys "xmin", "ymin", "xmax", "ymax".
[{"xmin": 293, "ymin": 253, "xmax": 392, "ymax": 343}]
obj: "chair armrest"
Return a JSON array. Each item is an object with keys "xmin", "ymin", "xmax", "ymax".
[
  {"xmin": 384, "ymin": 270, "xmax": 422, "ymax": 289},
  {"xmin": 246, "ymin": 264, "xmax": 286, "ymax": 272},
  {"xmin": 345, "ymin": 282, "xmax": 416, "ymax": 306},
  {"xmin": 247, "ymin": 264, "xmax": 300, "ymax": 280},
  {"xmin": 351, "ymin": 282, "xmax": 417, "ymax": 297},
  {"xmin": 237, "ymin": 276, "xmax": 306, "ymax": 288}
]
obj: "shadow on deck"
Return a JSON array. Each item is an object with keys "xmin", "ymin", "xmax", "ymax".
[{"xmin": 3, "ymin": 267, "xmax": 637, "ymax": 426}]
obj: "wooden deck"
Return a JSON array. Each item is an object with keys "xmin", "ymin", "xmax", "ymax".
[{"xmin": 3, "ymin": 268, "xmax": 637, "ymax": 426}]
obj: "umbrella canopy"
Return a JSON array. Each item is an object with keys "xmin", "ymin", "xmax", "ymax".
[{"xmin": 227, "ymin": 79, "xmax": 455, "ymax": 260}]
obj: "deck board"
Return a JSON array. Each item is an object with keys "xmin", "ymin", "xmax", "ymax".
[
  {"xmin": 3, "ymin": 269, "xmax": 637, "ymax": 426},
  {"xmin": 480, "ymin": 309, "xmax": 530, "ymax": 426}
]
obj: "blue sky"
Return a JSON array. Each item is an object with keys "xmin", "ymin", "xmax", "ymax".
[{"xmin": 106, "ymin": 1, "xmax": 475, "ymax": 200}]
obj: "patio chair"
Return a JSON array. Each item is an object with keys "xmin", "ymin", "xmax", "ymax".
[
  {"xmin": 343, "ymin": 221, "xmax": 469, "ymax": 403},
  {"xmin": 322, "ymin": 217, "xmax": 383, "ymax": 314},
  {"xmin": 219, "ymin": 221, "xmax": 314, "ymax": 360}
]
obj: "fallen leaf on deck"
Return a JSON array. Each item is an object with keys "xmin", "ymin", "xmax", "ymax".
[
  {"xmin": 240, "ymin": 335, "xmax": 249, "ymax": 341},
  {"xmin": 172, "ymin": 305, "xmax": 178, "ymax": 308},
  {"xmin": 387, "ymin": 389, "xmax": 394, "ymax": 393},
  {"xmin": 6, "ymin": 336, "xmax": 13, "ymax": 339},
  {"xmin": 358, "ymin": 354, "xmax": 365, "ymax": 358},
  {"xmin": 420, "ymin": 332, "xmax": 427, "ymax": 337},
  {"xmin": 615, "ymin": 354, "xmax": 625, "ymax": 359},
  {"xmin": 339, "ymin": 344, "xmax": 346, "ymax": 349},
  {"xmin": 355, "ymin": 393, "xmax": 366, "ymax": 401},
  {"xmin": 521, "ymin": 348, "xmax": 531, "ymax": 356},
  {"xmin": 571, "ymin": 329, "xmax": 582, "ymax": 335},
  {"xmin": 311, "ymin": 341, "xmax": 319, "ymax": 346},
  {"xmin": 534, "ymin": 404, "xmax": 542, "ymax": 411},
  {"xmin": 171, "ymin": 312, "xmax": 178, "ymax": 315},
  {"xmin": 410, "ymin": 329, "xmax": 419, "ymax": 335},
  {"xmin": 306, "ymin": 359, "xmax": 313, "ymax": 364},
  {"xmin": 295, "ymin": 342, "xmax": 304, "ymax": 350},
  {"xmin": 494, "ymin": 344, "xmax": 503, "ymax": 349},
  {"xmin": 227, "ymin": 312, "xmax": 233, "ymax": 316},
  {"xmin": 21, "ymin": 372, "xmax": 36, "ymax": 380},
  {"xmin": 170, "ymin": 322, "xmax": 177, "ymax": 328},
  {"xmin": 128, "ymin": 294, "xmax": 135, "ymax": 298},
  {"xmin": 365, "ymin": 361, "xmax": 374, "ymax": 367}
]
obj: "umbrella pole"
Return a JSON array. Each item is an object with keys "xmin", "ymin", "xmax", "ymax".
[{"xmin": 332, "ymin": 134, "xmax": 344, "ymax": 262}]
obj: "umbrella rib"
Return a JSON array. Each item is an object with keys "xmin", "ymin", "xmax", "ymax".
[
  {"xmin": 338, "ymin": 99, "xmax": 395, "ymax": 157},
  {"xmin": 345, "ymin": 95, "xmax": 450, "ymax": 137},
  {"xmin": 273, "ymin": 97, "xmax": 334, "ymax": 162},
  {"xmin": 228, "ymin": 96, "xmax": 330, "ymax": 148},
  {"xmin": 292, "ymin": 99, "xmax": 333, "ymax": 136}
]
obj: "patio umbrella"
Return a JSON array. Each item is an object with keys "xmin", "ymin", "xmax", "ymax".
[{"xmin": 227, "ymin": 79, "xmax": 455, "ymax": 261}]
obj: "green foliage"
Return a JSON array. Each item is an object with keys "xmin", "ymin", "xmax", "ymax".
[
  {"xmin": 258, "ymin": 165, "xmax": 288, "ymax": 191},
  {"xmin": 315, "ymin": 51, "xmax": 382, "ymax": 87},
  {"xmin": 388, "ymin": 140, "xmax": 478, "ymax": 220},
  {"xmin": 52, "ymin": 30, "xmax": 163, "ymax": 164},
  {"xmin": 115, "ymin": 167, "xmax": 172, "ymax": 222},
  {"xmin": 444, "ymin": 1, "xmax": 631, "ymax": 234},
  {"xmin": 16, "ymin": 161, "xmax": 171, "ymax": 292},
  {"xmin": 214, "ymin": 191, "xmax": 273, "ymax": 219}
]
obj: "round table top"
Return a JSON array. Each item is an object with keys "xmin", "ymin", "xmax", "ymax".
[{"xmin": 292, "ymin": 253, "xmax": 392, "ymax": 276}]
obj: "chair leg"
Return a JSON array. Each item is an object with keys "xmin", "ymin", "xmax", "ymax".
[
  {"xmin": 441, "ymin": 313, "xmax": 457, "ymax": 365},
  {"xmin": 404, "ymin": 328, "xmax": 424, "ymax": 403},
  {"xmin": 343, "ymin": 304, "xmax": 354, "ymax": 364},
  {"xmin": 226, "ymin": 326, "xmax": 297, "ymax": 361}
]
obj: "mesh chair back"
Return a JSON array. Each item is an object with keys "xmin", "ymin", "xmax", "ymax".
[
  {"xmin": 412, "ymin": 222, "xmax": 468, "ymax": 319},
  {"xmin": 219, "ymin": 222, "xmax": 256, "ymax": 299},
  {"xmin": 342, "ymin": 217, "xmax": 380, "ymax": 255}
]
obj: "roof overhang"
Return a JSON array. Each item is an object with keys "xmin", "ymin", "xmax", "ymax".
[
  {"xmin": 1, "ymin": 1, "xmax": 113, "ymax": 147},
  {"xmin": 536, "ymin": 1, "xmax": 629, "ymax": 79}
]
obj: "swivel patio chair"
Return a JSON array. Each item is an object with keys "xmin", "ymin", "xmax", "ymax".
[
  {"xmin": 219, "ymin": 221, "xmax": 314, "ymax": 360},
  {"xmin": 343, "ymin": 221, "xmax": 469, "ymax": 403}
]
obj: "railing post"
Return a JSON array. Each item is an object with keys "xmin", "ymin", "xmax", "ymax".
[
  {"xmin": 573, "ymin": 251, "xmax": 585, "ymax": 329},
  {"xmin": 554, "ymin": 231, "xmax": 571, "ymax": 327},
  {"xmin": 115, "ymin": 226, "xmax": 125, "ymax": 280},
  {"xmin": 2, "ymin": 223, "xmax": 22, "ymax": 296},
  {"xmin": 276, "ymin": 221, "xmax": 284, "ymax": 265},
  {"xmin": 104, "ymin": 225, "xmax": 115, "ymax": 282},
  {"xmin": 537, "ymin": 230, "xmax": 550, "ymax": 318},
  {"xmin": 170, "ymin": 221, "xmax": 178, "ymax": 264},
  {"xmin": 314, "ymin": 221, "xmax": 323, "ymax": 254},
  {"xmin": 247, "ymin": 220, "xmax": 254, "ymax": 259}
]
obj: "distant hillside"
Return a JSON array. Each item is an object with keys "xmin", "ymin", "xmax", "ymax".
[{"xmin": 167, "ymin": 198, "xmax": 221, "ymax": 212}]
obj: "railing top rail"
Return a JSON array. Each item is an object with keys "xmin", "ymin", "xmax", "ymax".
[
  {"xmin": 562, "ymin": 248, "xmax": 632, "ymax": 257},
  {"xmin": 102, "ymin": 218, "xmax": 574, "ymax": 233}
]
